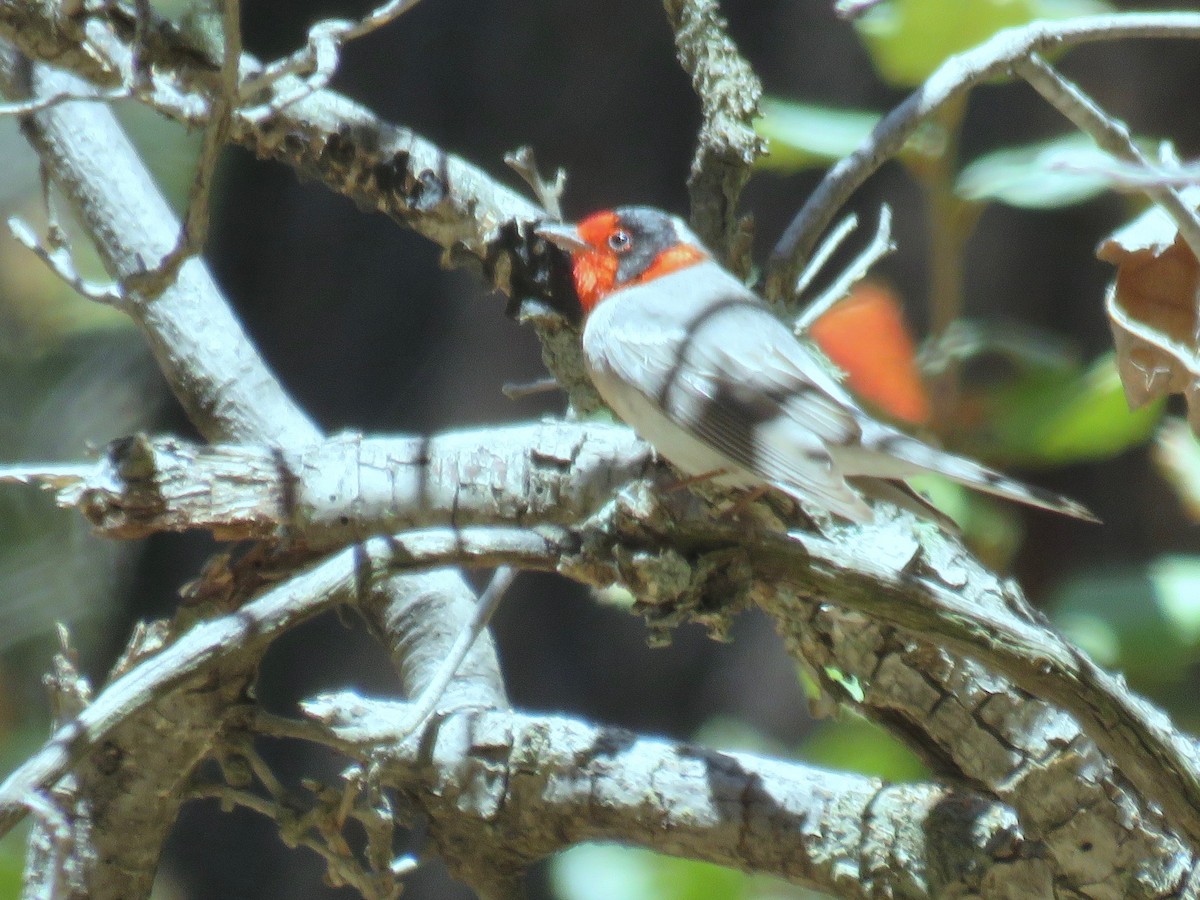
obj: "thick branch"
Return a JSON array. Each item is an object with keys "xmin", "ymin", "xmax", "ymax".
[
  {"xmin": 30, "ymin": 426, "xmax": 648, "ymax": 542},
  {"xmin": 305, "ymin": 694, "xmax": 1030, "ymax": 898},
  {"xmin": 0, "ymin": 527, "xmax": 560, "ymax": 844},
  {"xmin": 23, "ymin": 423, "xmax": 1200, "ymax": 856},
  {"xmin": 2, "ymin": 43, "xmax": 510, "ymax": 900},
  {"xmin": 787, "ymin": 605, "xmax": 1193, "ymax": 896}
]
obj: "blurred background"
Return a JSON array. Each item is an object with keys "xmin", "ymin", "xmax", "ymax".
[{"xmin": 2, "ymin": 0, "xmax": 1200, "ymax": 896}]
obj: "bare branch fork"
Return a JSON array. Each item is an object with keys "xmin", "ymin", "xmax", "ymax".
[
  {"xmin": 766, "ymin": 12, "xmax": 1200, "ymax": 300},
  {"xmin": 10, "ymin": 425, "xmax": 1200, "ymax": 864},
  {"xmin": 1, "ymin": 0, "xmax": 1200, "ymax": 897},
  {"xmin": 0, "ymin": 25, "xmax": 509, "ymax": 899}
]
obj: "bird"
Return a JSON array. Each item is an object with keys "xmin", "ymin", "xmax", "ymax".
[{"xmin": 535, "ymin": 206, "xmax": 1098, "ymax": 526}]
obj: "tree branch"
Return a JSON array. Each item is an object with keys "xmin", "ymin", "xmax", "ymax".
[
  {"xmin": 0, "ymin": 527, "xmax": 560, "ymax": 844},
  {"xmin": 765, "ymin": 12, "xmax": 1200, "ymax": 300},
  {"xmin": 663, "ymin": 0, "xmax": 764, "ymax": 272},
  {"xmin": 17, "ymin": 422, "xmax": 1200, "ymax": 860},
  {"xmin": 0, "ymin": 40, "xmax": 511, "ymax": 899},
  {"xmin": 787, "ymin": 604, "xmax": 1194, "ymax": 896},
  {"xmin": 303, "ymin": 694, "xmax": 1030, "ymax": 898},
  {"xmin": 0, "ymin": 0, "xmax": 607, "ymax": 412},
  {"xmin": 238, "ymin": 0, "xmax": 425, "ymax": 115},
  {"xmin": 1015, "ymin": 52, "xmax": 1200, "ymax": 263},
  {"xmin": 10, "ymin": 426, "xmax": 649, "ymax": 542}
]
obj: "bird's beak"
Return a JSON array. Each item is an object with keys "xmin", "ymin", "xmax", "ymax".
[{"xmin": 535, "ymin": 221, "xmax": 590, "ymax": 255}]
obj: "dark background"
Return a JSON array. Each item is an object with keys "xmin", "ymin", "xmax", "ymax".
[{"xmin": 6, "ymin": 1, "xmax": 1200, "ymax": 897}]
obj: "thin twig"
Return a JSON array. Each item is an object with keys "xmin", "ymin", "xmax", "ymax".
[
  {"xmin": 791, "ymin": 212, "xmax": 859, "ymax": 300},
  {"xmin": 794, "ymin": 205, "xmax": 894, "ymax": 333},
  {"xmin": 239, "ymin": 742, "xmax": 287, "ymax": 802},
  {"xmin": 189, "ymin": 781, "xmax": 401, "ymax": 900},
  {"xmin": 240, "ymin": 0, "xmax": 425, "ymax": 116},
  {"xmin": 504, "ymin": 146, "xmax": 565, "ymax": 220},
  {"xmin": 1015, "ymin": 52, "xmax": 1200, "ymax": 265},
  {"xmin": 766, "ymin": 12, "xmax": 1200, "ymax": 300},
  {"xmin": 7, "ymin": 216, "xmax": 123, "ymax": 305},
  {"xmin": 501, "ymin": 376, "xmax": 561, "ymax": 400},
  {"xmin": 255, "ymin": 709, "xmax": 358, "ymax": 755},
  {"xmin": 0, "ymin": 85, "xmax": 128, "ymax": 116},
  {"xmin": 395, "ymin": 566, "xmax": 517, "ymax": 739},
  {"xmin": 1055, "ymin": 156, "xmax": 1200, "ymax": 189},
  {"xmin": 0, "ymin": 463, "xmax": 92, "ymax": 487}
]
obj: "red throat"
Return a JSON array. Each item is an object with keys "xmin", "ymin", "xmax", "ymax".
[
  {"xmin": 571, "ymin": 250, "xmax": 619, "ymax": 315},
  {"xmin": 633, "ymin": 243, "xmax": 707, "ymax": 286}
]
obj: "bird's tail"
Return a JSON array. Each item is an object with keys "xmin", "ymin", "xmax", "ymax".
[{"xmin": 868, "ymin": 431, "xmax": 1100, "ymax": 523}]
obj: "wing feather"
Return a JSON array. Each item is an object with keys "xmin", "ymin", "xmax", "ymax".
[
  {"xmin": 583, "ymin": 260, "xmax": 1096, "ymax": 524},
  {"xmin": 583, "ymin": 268, "xmax": 874, "ymax": 521}
]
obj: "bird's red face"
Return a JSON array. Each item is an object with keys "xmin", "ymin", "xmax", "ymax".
[{"xmin": 537, "ymin": 207, "xmax": 709, "ymax": 315}]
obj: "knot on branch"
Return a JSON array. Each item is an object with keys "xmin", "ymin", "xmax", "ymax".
[
  {"xmin": 562, "ymin": 482, "xmax": 754, "ymax": 645},
  {"xmin": 72, "ymin": 435, "xmax": 282, "ymax": 540},
  {"xmin": 75, "ymin": 434, "xmax": 172, "ymax": 537}
]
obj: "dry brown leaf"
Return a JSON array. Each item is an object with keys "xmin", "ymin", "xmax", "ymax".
[{"xmin": 1097, "ymin": 194, "xmax": 1200, "ymax": 431}]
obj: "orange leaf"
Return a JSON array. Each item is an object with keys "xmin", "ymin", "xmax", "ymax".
[{"xmin": 810, "ymin": 281, "xmax": 930, "ymax": 425}]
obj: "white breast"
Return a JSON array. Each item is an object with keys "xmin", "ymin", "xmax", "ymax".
[{"xmin": 580, "ymin": 260, "xmax": 763, "ymax": 489}]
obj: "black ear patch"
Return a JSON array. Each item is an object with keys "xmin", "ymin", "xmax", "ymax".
[{"xmin": 612, "ymin": 207, "xmax": 680, "ymax": 285}]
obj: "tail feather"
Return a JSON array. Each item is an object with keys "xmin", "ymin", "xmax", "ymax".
[
  {"xmin": 849, "ymin": 477, "xmax": 962, "ymax": 531},
  {"xmin": 865, "ymin": 432, "xmax": 1100, "ymax": 523}
]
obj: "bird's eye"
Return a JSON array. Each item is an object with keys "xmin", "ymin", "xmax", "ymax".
[{"xmin": 608, "ymin": 229, "xmax": 632, "ymax": 252}]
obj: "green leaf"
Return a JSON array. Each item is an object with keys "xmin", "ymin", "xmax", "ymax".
[
  {"xmin": 854, "ymin": 0, "xmax": 1113, "ymax": 88},
  {"xmin": 802, "ymin": 715, "xmax": 928, "ymax": 782},
  {"xmin": 854, "ymin": 0, "xmax": 1040, "ymax": 87},
  {"xmin": 552, "ymin": 844, "xmax": 825, "ymax": 900},
  {"xmin": 953, "ymin": 349, "xmax": 1162, "ymax": 467},
  {"xmin": 552, "ymin": 845, "xmax": 750, "ymax": 900},
  {"xmin": 994, "ymin": 354, "xmax": 1162, "ymax": 465},
  {"xmin": 1051, "ymin": 557, "xmax": 1200, "ymax": 687},
  {"xmin": 956, "ymin": 134, "xmax": 1122, "ymax": 209},
  {"xmin": 755, "ymin": 99, "xmax": 880, "ymax": 172}
]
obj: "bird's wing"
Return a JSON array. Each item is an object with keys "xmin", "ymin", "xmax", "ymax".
[
  {"xmin": 587, "ymin": 276, "xmax": 875, "ymax": 521},
  {"xmin": 587, "ymin": 264, "xmax": 1098, "ymax": 524}
]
